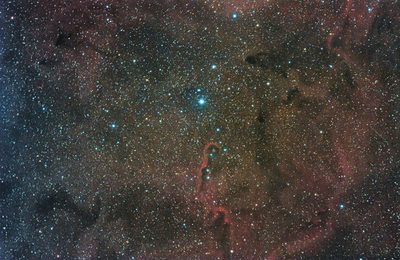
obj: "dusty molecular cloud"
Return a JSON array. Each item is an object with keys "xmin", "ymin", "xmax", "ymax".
[{"xmin": 0, "ymin": 0, "xmax": 399, "ymax": 259}]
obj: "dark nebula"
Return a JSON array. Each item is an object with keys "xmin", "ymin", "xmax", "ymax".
[{"xmin": 1, "ymin": 0, "xmax": 399, "ymax": 259}]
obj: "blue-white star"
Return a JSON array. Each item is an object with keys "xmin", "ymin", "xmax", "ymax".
[{"xmin": 198, "ymin": 98, "xmax": 206, "ymax": 106}]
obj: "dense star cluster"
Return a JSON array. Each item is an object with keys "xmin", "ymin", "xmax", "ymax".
[{"xmin": 1, "ymin": 0, "xmax": 399, "ymax": 259}]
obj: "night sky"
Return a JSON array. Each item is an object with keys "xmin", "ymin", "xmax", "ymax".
[{"xmin": 1, "ymin": 0, "xmax": 399, "ymax": 259}]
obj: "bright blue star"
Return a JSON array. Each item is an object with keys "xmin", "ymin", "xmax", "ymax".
[
  {"xmin": 198, "ymin": 98, "xmax": 206, "ymax": 106},
  {"xmin": 110, "ymin": 123, "xmax": 117, "ymax": 129},
  {"xmin": 232, "ymin": 13, "xmax": 238, "ymax": 19},
  {"xmin": 339, "ymin": 204, "xmax": 345, "ymax": 210},
  {"xmin": 211, "ymin": 64, "xmax": 217, "ymax": 70}
]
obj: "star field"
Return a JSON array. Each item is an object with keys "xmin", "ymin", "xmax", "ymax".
[{"xmin": 0, "ymin": 0, "xmax": 399, "ymax": 259}]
